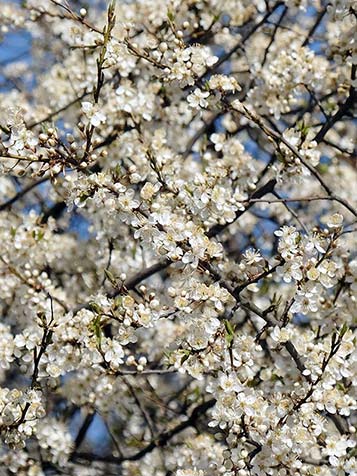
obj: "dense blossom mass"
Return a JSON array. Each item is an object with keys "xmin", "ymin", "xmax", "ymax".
[{"xmin": 0, "ymin": 0, "xmax": 356, "ymax": 475}]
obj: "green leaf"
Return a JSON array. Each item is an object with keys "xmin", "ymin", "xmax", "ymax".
[
  {"xmin": 89, "ymin": 301, "xmax": 102, "ymax": 314},
  {"xmin": 224, "ymin": 319, "xmax": 235, "ymax": 336},
  {"xmin": 180, "ymin": 349, "xmax": 191, "ymax": 365},
  {"xmin": 297, "ymin": 120, "xmax": 309, "ymax": 138},
  {"xmin": 37, "ymin": 230, "xmax": 45, "ymax": 241},
  {"xmin": 339, "ymin": 322, "xmax": 349, "ymax": 338},
  {"xmin": 90, "ymin": 315, "xmax": 103, "ymax": 347},
  {"xmin": 114, "ymin": 296, "xmax": 123, "ymax": 309},
  {"xmin": 104, "ymin": 269, "xmax": 117, "ymax": 286},
  {"xmin": 317, "ymin": 164, "xmax": 329, "ymax": 174},
  {"xmin": 79, "ymin": 192, "xmax": 90, "ymax": 202},
  {"xmin": 224, "ymin": 319, "xmax": 235, "ymax": 347}
]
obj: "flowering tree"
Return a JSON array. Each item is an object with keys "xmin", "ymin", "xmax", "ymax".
[{"xmin": 0, "ymin": 0, "xmax": 356, "ymax": 474}]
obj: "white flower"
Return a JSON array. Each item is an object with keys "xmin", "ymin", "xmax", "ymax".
[
  {"xmin": 323, "ymin": 436, "xmax": 356, "ymax": 466},
  {"xmin": 290, "ymin": 282, "xmax": 321, "ymax": 314},
  {"xmin": 208, "ymin": 74, "xmax": 241, "ymax": 92},
  {"xmin": 46, "ymin": 362, "xmax": 61, "ymax": 378},
  {"xmin": 243, "ymin": 248, "xmax": 263, "ymax": 266},
  {"xmin": 324, "ymin": 213, "xmax": 344, "ymax": 229},
  {"xmin": 176, "ymin": 469, "xmax": 205, "ymax": 476},
  {"xmin": 103, "ymin": 339, "xmax": 124, "ymax": 370},
  {"xmin": 0, "ymin": 324, "xmax": 15, "ymax": 369},
  {"xmin": 275, "ymin": 226, "xmax": 300, "ymax": 259},
  {"xmin": 187, "ymin": 88, "xmax": 210, "ymax": 109},
  {"xmin": 118, "ymin": 188, "xmax": 139, "ymax": 211},
  {"xmin": 270, "ymin": 326, "xmax": 293, "ymax": 344},
  {"xmin": 37, "ymin": 418, "xmax": 73, "ymax": 466},
  {"xmin": 140, "ymin": 182, "xmax": 160, "ymax": 200},
  {"xmin": 306, "ymin": 266, "xmax": 320, "ymax": 281},
  {"xmin": 210, "ymin": 133, "xmax": 226, "ymax": 151},
  {"xmin": 81, "ymin": 101, "xmax": 106, "ymax": 127}
]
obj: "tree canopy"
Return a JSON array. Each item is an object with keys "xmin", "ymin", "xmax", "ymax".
[{"xmin": 0, "ymin": 1, "xmax": 356, "ymax": 475}]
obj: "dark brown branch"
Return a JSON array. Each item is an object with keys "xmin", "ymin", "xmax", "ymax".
[
  {"xmin": 230, "ymin": 101, "xmax": 357, "ymax": 217},
  {"xmin": 73, "ymin": 412, "xmax": 95, "ymax": 451},
  {"xmin": 73, "ymin": 398, "xmax": 215, "ymax": 465},
  {"xmin": 0, "ymin": 176, "xmax": 49, "ymax": 212},
  {"xmin": 261, "ymin": 5, "xmax": 288, "ymax": 67},
  {"xmin": 207, "ymin": 178, "xmax": 277, "ymax": 237},
  {"xmin": 314, "ymin": 65, "xmax": 356, "ymax": 143},
  {"xmin": 301, "ymin": 6, "xmax": 327, "ymax": 47},
  {"xmin": 201, "ymin": 1, "xmax": 285, "ymax": 80}
]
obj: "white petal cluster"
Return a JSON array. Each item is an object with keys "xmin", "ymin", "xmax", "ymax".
[{"xmin": 36, "ymin": 418, "xmax": 73, "ymax": 466}]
